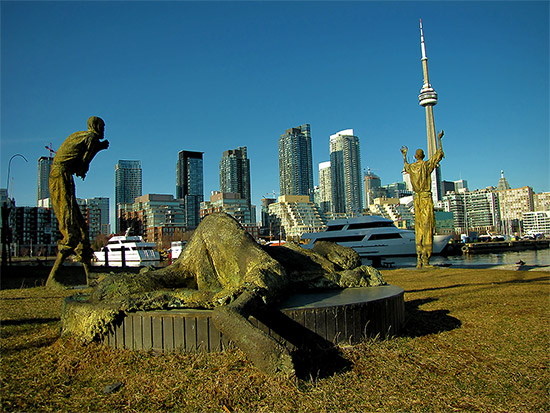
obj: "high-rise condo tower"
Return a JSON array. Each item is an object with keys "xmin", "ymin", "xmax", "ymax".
[
  {"xmin": 219, "ymin": 146, "xmax": 251, "ymax": 207},
  {"xmin": 115, "ymin": 160, "xmax": 142, "ymax": 233},
  {"xmin": 176, "ymin": 150, "xmax": 204, "ymax": 229},
  {"xmin": 278, "ymin": 124, "xmax": 314, "ymax": 199},
  {"xmin": 330, "ymin": 129, "xmax": 363, "ymax": 215},
  {"xmin": 318, "ymin": 161, "xmax": 332, "ymax": 213},
  {"xmin": 37, "ymin": 156, "xmax": 53, "ymax": 204}
]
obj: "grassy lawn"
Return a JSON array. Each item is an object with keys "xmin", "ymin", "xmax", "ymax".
[{"xmin": 1, "ymin": 267, "xmax": 548, "ymax": 411}]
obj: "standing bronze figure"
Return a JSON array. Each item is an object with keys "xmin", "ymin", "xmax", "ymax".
[
  {"xmin": 46, "ymin": 116, "xmax": 109, "ymax": 288},
  {"xmin": 401, "ymin": 130, "xmax": 444, "ymax": 269}
]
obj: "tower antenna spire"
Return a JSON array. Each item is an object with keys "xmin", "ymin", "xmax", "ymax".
[{"xmin": 420, "ymin": 19, "xmax": 427, "ymax": 60}]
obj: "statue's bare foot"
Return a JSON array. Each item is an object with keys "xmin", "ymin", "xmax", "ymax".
[{"xmin": 256, "ymin": 341, "xmax": 295, "ymax": 377}]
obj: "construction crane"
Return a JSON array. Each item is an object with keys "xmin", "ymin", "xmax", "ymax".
[{"xmin": 45, "ymin": 142, "xmax": 56, "ymax": 158}]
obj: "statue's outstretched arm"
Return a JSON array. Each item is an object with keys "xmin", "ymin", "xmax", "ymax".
[
  {"xmin": 78, "ymin": 136, "xmax": 110, "ymax": 179},
  {"xmin": 212, "ymin": 290, "xmax": 294, "ymax": 377},
  {"xmin": 400, "ymin": 145, "xmax": 409, "ymax": 165}
]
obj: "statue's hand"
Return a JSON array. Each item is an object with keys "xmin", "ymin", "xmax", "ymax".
[
  {"xmin": 76, "ymin": 165, "xmax": 89, "ymax": 180},
  {"xmin": 100, "ymin": 140, "xmax": 110, "ymax": 150},
  {"xmin": 438, "ymin": 130, "xmax": 444, "ymax": 139},
  {"xmin": 400, "ymin": 145, "xmax": 408, "ymax": 155}
]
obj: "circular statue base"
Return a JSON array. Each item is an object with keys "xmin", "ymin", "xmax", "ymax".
[{"xmin": 96, "ymin": 285, "xmax": 404, "ymax": 353}]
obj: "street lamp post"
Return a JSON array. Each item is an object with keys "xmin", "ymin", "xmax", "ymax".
[{"xmin": 2, "ymin": 154, "xmax": 28, "ymax": 270}]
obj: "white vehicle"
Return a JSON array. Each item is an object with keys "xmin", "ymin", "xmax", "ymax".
[
  {"xmin": 301, "ymin": 215, "xmax": 451, "ymax": 258},
  {"xmin": 94, "ymin": 231, "xmax": 160, "ymax": 267},
  {"xmin": 170, "ymin": 241, "xmax": 186, "ymax": 260}
]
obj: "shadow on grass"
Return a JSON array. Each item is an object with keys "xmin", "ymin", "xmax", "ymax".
[
  {"xmin": 1, "ymin": 265, "xmax": 144, "ymax": 290},
  {"xmin": 2, "ymin": 317, "xmax": 60, "ymax": 326},
  {"xmin": 405, "ymin": 275, "xmax": 549, "ymax": 294},
  {"xmin": 1, "ymin": 318, "xmax": 60, "ymax": 341},
  {"xmin": 398, "ymin": 298, "xmax": 462, "ymax": 338},
  {"xmin": 255, "ymin": 306, "xmax": 352, "ymax": 380},
  {"xmin": 2, "ymin": 333, "xmax": 59, "ymax": 354},
  {"xmin": 1, "ymin": 317, "xmax": 60, "ymax": 354}
]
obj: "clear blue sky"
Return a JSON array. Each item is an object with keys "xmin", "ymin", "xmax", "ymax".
[{"xmin": 1, "ymin": 1, "xmax": 548, "ymax": 226}]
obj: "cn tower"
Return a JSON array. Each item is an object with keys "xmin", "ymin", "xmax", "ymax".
[{"xmin": 418, "ymin": 19, "xmax": 442, "ymax": 202}]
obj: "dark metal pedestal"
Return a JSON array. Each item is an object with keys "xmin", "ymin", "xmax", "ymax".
[{"xmin": 98, "ymin": 285, "xmax": 405, "ymax": 353}]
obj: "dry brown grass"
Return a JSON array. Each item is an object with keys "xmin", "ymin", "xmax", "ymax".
[{"xmin": 1, "ymin": 268, "xmax": 548, "ymax": 411}]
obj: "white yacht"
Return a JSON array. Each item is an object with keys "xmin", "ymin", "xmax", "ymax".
[
  {"xmin": 93, "ymin": 231, "xmax": 160, "ymax": 267},
  {"xmin": 301, "ymin": 215, "xmax": 451, "ymax": 258},
  {"xmin": 169, "ymin": 241, "xmax": 187, "ymax": 260}
]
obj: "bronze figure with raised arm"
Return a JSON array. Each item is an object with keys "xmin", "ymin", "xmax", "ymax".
[
  {"xmin": 401, "ymin": 130, "xmax": 444, "ymax": 269},
  {"xmin": 46, "ymin": 116, "xmax": 109, "ymax": 288}
]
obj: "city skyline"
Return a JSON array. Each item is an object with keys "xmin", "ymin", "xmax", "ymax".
[{"xmin": 1, "ymin": 2, "xmax": 548, "ymax": 219}]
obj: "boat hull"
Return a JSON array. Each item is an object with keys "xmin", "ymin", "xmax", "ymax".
[
  {"xmin": 303, "ymin": 234, "xmax": 451, "ymax": 257},
  {"xmin": 93, "ymin": 250, "xmax": 160, "ymax": 267},
  {"xmin": 343, "ymin": 234, "xmax": 450, "ymax": 257},
  {"xmin": 301, "ymin": 215, "xmax": 451, "ymax": 258}
]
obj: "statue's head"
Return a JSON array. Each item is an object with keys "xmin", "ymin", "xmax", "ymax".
[
  {"xmin": 87, "ymin": 116, "xmax": 105, "ymax": 138},
  {"xmin": 415, "ymin": 149, "xmax": 425, "ymax": 160}
]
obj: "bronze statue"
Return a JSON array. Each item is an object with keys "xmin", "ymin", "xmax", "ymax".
[
  {"xmin": 46, "ymin": 116, "xmax": 109, "ymax": 288},
  {"xmin": 401, "ymin": 130, "xmax": 444, "ymax": 269},
  {"xmin": 63, "ymin": 213, "xmax": 385, "ymax": 376}
]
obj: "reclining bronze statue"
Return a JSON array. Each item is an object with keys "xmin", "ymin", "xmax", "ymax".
[{"xmin": 63, "ymin": 213, "xmax": 385, "ymax": 376}]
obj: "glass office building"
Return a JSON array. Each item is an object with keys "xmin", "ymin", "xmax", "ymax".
[
  {"xmin": 176, "ymin": 150, "xmax": 204, "ymax": 229},
  {"xmin": 219, "ymin": 146, "xmax": 251, "ymax": 207},
  {"xmin": 115, "ymin": 160, "xmax": 142, "ymax": 233}
]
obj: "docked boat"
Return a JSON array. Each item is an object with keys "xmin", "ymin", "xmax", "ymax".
[
  {"xmin": 169, "ymin": 241, "xmax": 187, "ymax": 260},
  {"xmin": 301, "ymin": 215, "xmax": 451, "ymax": 258},
  {"xmin": 93, "ymin": 231, "xmax": 160, "ymax": 267}
]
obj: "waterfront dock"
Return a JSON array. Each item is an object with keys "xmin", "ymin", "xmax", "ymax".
[{"xmin": 459, "ymin": 239, "xmax": 549, "ymax": 255}]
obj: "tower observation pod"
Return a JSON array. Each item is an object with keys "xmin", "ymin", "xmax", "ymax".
[{"xmin": 418, "ymin": 19, "xmax": 442, "ymax": 202}]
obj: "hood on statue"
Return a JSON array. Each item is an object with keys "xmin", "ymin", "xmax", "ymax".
[{"xmin": 87, "ymin": 116, "xmax": 105, "ymax": 138}]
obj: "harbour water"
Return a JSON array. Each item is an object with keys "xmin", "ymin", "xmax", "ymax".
[{"xmin": 363, "ymin": 248, "xmax": 550, "ymax": 270}]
